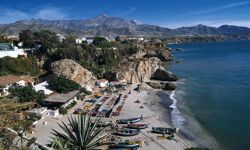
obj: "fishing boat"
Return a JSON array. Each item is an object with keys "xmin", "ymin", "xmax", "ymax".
[
  {"xmin": 116, "ymin": 116, "xmax": 143, "ymax": 124},
  {"xmin": 112, "ymin": 128, "xmax": 140, "ymax": 136},
  {"xmin": 152, "ymin": 127, "xmax": 179, "ymax": 134},
  {"xmin": 110, "ymin": 141, "xmax": 140, "ymax": 149},
  {"xmin": 126, "ymin": 123, "xmax": 148, "ymax": 129}
]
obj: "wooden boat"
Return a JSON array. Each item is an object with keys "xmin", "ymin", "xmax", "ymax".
[
  {"xmin": 116, "ymin": 116, "xmax": 143, "ymax": 124},
  {"xmin": 112, "ymin": 128, "xmax": 140, "ymax": 136},
  {"xmin": 110, "ymin": 141, "xmax": 140, "ymax": 149},
  {"xmin": 152, "ymin": 127, "xmax": 179, "ymax": 134},
  {"xmin": 126, "ymin": 123, "xmax": 148, "ymax": 129}
]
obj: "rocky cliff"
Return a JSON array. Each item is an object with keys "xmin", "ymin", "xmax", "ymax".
[
  {"xmin": 51, "ymin": 59, "xmax": 96, "ymax": 89},
  {"xmin": 104, "ymin": 57, "xmax": 162, "ymax": 83}
]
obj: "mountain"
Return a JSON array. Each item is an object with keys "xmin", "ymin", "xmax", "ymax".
[{"xmin": 1, "ymin": 14, "xmax": 250, "ymax": 38}]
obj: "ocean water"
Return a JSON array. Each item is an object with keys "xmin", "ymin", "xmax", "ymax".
[{"xmin": 167, "ymin": 41, "xmax": 250, "ymax": 150}]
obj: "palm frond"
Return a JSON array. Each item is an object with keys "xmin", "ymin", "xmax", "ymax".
[{"xmin": 50, "ymin": 115, "xmax": 108, "ymax": 149}]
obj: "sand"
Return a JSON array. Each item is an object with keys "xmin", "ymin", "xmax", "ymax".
[
  {"xmin": 118, "ymin": 85, "xmax": 196, "ymax": 150},
  {"xmin": 29, "ymin": 84, "xmax": 196, "ymax": 149}
]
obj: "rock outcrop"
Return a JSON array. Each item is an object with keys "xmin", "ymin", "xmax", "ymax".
[
  {"xmin": 152, "ymin": 68, "xmax": 178, "ymax": 81},
  {"xmin": 144, "ymin": 50, "xmax": 173, "ymax": 61},
  {"xmin": 146, "ymin": 81, "xmax": 176, "ymax": 91},
  {"xmin": 104, "ymin": 57, "xmax": 162, "ymax": 84},
  {"xmin": 137, "ymin": 82, "xmax": 153, "ymax": 91},
  {"xmin": 51, "ymin": 59, "xmax": 96, "ymax": 88}
]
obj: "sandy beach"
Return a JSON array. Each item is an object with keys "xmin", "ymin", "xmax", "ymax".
[
  {"xmin": 28, "ymin": 83, "xmax": 196, "ymax": 149},
  {"xmin": 117, "ymin": 85, "xmax": 196, "ymax": 150}
]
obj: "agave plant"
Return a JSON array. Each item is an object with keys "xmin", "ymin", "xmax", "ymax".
[{"xmin": 50, "ymin": 115, "xmax": 109, "ymax": 150}]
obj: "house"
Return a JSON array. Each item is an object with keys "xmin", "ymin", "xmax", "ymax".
[
  {"xmin": 56, "ymin": 34, "xmax": 65, "ymax": 43},
  {"xmin": 0, "ymin": 75, "xmax": 34, "ymax": 96},
  {"xmin": 0, "ymin": 43, "xmax": 26, "ymax": 58},
  {"xmin": 3, "ymin": 35, "xmax": 19, "ymax": 41},
  {"xmin": 34, "ymin": 81, "xmax": 54, "ymax": 95},
  {"xmin": 25, "ymin": 107, "xmax": 48, "ymax": 119},
  {"xmin": 96, "ymin": 79, "xmax": 109, "ymax": 87},
  {"xmin": 43, "ymin": 90, "xmax": 80, "ymax": 108}
]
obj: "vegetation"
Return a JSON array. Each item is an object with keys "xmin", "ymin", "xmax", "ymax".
[
  {"xmin": 0, "ymin": 55, "xmax": 40, "ymax": 76},
  {"xmin": 50, "ymin": 115, "xmax": 108, "ymax": 150},
  {"xmin": 9, "ymin": 85, "xmax": 45, "ymax": 103},
  {"xmin": 47, "ymin": 75, "xmax": 81, "ymax": 93},
  {"xmin": 59, "ymin": 101, "xmax": 77, "ymax": 115},
  {"xmin": 17, "ymin": 30, "xmax": 139, "ymax": 75}
]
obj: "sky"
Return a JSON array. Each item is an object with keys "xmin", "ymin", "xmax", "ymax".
[{"xmin": 1, "ymin": 0, "xmax": 250, "ymax": 28}]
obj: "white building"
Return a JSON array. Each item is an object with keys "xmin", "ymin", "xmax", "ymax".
[
  {"xmin": 57, "ymin": 34, "xmax": 65, "ymax": 43},
  {"xmin": 96, "ymin": 79, "xmax": 109, "ymax": 87},
  {"xmin": 34, "ymin": 81, "xmax": 54, "ymax": 95},
  {"xmin": 0, "ymin": 75, "xmax": 34, "ymax": 96},
  {"xmin": 0, "ymin": 43, "xmax": 26, "ymax": 58}
]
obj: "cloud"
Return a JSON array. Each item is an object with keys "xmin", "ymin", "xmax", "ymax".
[
  {"xmin": 34, "ymin": 8, "xmax": 69, "ymax": 20},
  {"xmin": 0, "ymin": 9, "xmax": 29, "ymax": 24},
  {"xmin": 0, "ymin": 7, "xmax": 69, "ymax": 24},
  {"xmin": 182, "ymin": 1, "xmax": 250, "ymax": 16}
]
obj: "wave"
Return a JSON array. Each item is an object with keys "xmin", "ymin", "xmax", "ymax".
[{"xmin": 169, "ymin": 80, "xmax": 221, "ymax": 149}]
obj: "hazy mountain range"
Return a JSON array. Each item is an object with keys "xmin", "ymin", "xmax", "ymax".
[{"xmin": 1, "ymin": 14, "xmax": 250, "ymax": 38}]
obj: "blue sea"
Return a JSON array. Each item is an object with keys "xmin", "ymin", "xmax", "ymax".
[{"xmin": 167, "ymin": 41, "xmax": 250, "ymax": 150}]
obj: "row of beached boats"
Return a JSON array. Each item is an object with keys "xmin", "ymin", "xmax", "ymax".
[{"xmin": 108, "ymin": 116, "xmax": 179, "ymax": 149}]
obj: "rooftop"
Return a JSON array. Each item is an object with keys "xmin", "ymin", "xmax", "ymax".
[
  {"xmin": 44, "ymin": 90, "xmax": 80, "ymax": 103},
  {"xmin": 0, "ymin": 75, "xmax": 33, "ymax": 86},
  {"xmin": 0, "ymin": 43, "xmax": 13, "ymax": 51},
  {"xmin": 34, "ymin": 81, "xmax": 54, "ymax": 95},
  {"xmin": 97, "ymin": 79, "xmax": 109, "ymax": 82}
]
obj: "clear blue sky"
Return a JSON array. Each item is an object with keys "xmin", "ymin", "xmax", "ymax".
[{"xmin": 1, "ymin": 0, "xmax": 250, "ymax": 28}]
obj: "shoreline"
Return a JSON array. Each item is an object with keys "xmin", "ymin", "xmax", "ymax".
[{"xmin": 119, "ymin": 85, "xmax": 197, "ymax": 149}]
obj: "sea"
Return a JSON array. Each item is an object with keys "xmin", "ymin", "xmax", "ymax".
[{"xmin": 166, "ymin": 41, "xmax": 250, "ymax": 150}]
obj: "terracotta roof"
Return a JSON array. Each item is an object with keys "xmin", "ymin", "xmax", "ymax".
[
  {"xmin": 44, "ymin": 90, "xmax": 80, "ymax": 103},
  {"xmin": 0, "ymin": 75, "xmax": 34, "ymax": 86}
]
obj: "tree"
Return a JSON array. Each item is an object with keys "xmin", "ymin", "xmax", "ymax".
[
  {"xmin": 9, "ymin": 85, "xmax": 45, "ymax": 103},
  {"xmin": 47, "ymin": 76, "xmax": 80, "ymax": 93},
  {"xmin": 19, "ymin": 30, "xmax": 35, "ymax": 48},
  {"xmin": 50, "ymin": 115, "xmax": 108, "ymax": 150},
  {"xmin": 115, "ymin": 36, "xmax": 121, "ymax": 42},
  {"xmin": 33, "ymin": 30, "xmax": 60, "ymax": 53}
]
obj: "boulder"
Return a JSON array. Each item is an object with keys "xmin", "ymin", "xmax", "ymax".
[
  {"xmin": 152, "ymin": 68, "xmax": 178, "ymax": 81},
  {"xmin": 146, "ymin": 81, "xmax": 176, "ymax": 91},
  {"xmin": 51, "ymin": 59, "xmax": 96, "ymax": 88},
  {"xmin": 156, "ymin": 50, "xmax": 173, "ymax": 61},
  {"xmin": 138, "ymin": 82, "xmax": 153, "ymax": 91},
  {"xmin": 144, "ymin": 50, "xmax": 173, "ymax": 61},
  {"xmin": 161, "ymin": 82, "xmax": 176, "ymax": 90}
]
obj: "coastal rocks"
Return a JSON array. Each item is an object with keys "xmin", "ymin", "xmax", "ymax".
[
  {"xmin": 156, "ymin": 50, "xmax": 173, "ymax": 61},
  {"xmin": 152, "ymin": 68, "xmax": 178, "ymax": 81},
  {"xmin": 137, "ymin": 82, "xmax": 153, "ymax": 91},
  {"xmin": 144, "ymin": 50, "xmax": 173, "ymax": 61},
  {"xmin": 123, "ymin": 57, "xmax": 162, "ymax": 83},
  {"xmin": 51, "ymin": 59, "xmax": 96, "ymax": 88},
  {"xmin": 146, "ymin": 81, "xmax": 176, "ymax": 91},
  {"xmin": 104, "ymin": 57, "xmax": 162, "ymax": 84}
]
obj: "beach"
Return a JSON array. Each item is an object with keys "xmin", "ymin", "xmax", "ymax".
[
  {"xmin": 118, "ymin": 84, "xmax": 197, "ymax": 149},
  {"xmin": 29, "ymin": 83, "xmax": 196, "ymax": 149}
]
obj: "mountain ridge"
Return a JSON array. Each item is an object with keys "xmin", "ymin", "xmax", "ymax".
[{"xmin": 1, "ymin": 15, "xmax": 250, "ymax": 38}]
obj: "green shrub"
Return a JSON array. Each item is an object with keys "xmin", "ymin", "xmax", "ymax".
[
  {"xmin": 0, "ymin": 55, "xmax": 40, "ymax": 76},
  {"xmin": 9, "ymin": 85, "xmax": 45, "ymax": 103},
  {"xmin": 59, "ymin": 107, "xmax": 68, "ymax": 115},
  {"xmin": 59, "ymin": 101, "xmax": 77, "ymax": 115},
  {"xmin": 47, "ymin": 75, "xmax": 81, "ymax": 93}
]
